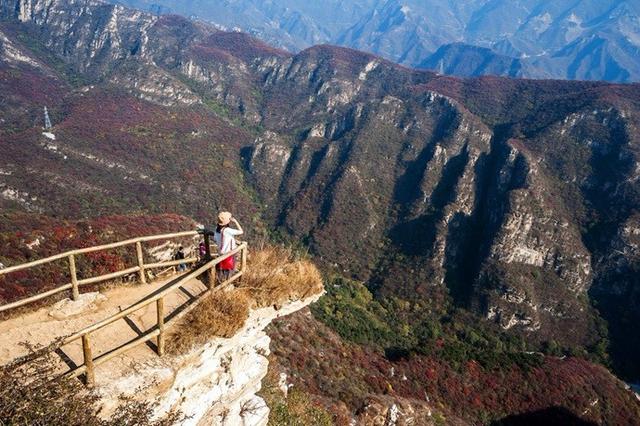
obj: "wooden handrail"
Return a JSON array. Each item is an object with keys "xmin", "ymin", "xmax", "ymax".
[
  {"xmin": 1, "ymin": 226, "xmax": 250, "ymax": 387},
  {"xmin": 68, "ymin": 270, "xmax": 245, "ymax": 384},
  {"xmin": 0, "ymin": 230, "xmax": 201, "ymax": 313},
  {"xmin": 143, "ymin": 256, "xmax": 198, "ymax": 270},
  {"xmin": 63, "ymin": 243, "xmax": 248, "ymax": 386},
  {"xmin": 0, "ymin": 284, "xmax": 75, "ymax": 314},
  {"xmin": 0, "ymin": 231, "xmax": 199, "ymax": 276},
  {"xmin": 62, "ymin": 244, "xmax": 246, "ymax": 345}
]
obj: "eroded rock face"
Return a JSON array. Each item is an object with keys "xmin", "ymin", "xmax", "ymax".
[
  {"xmin": 248, "ymin": 131, "xmax": 291, "ymax": 206},
  {"xmin": 247, "ymin": 59, "xmax": 640, "ymax": 353},
  {"xmin": 353, "ymin": 394, "xmax": 468, "ymax": 426},
  {"xmin": 95, "ymin": 295, "xmax": 322, "ymax": 426}
]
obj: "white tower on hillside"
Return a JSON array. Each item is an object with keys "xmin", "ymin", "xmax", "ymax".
[{"xmin": 44, "ymin": 106, "xmax": 52, "ymax": 130}]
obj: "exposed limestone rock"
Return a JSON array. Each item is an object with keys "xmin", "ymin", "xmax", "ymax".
[
  {"xmin": 318, "ymin": 79, "xmax": 361, "ymax": 109},
  {"xmin": 358, "ymin": 60, "xmax": 379, "ymax": 81},
  {"xmin": 0, "ymin": 28, "xmax": 44, "ymax": 69},
  {"xmin": 248, "ymin": 131, "xmax": 291, "ymax": 206},
  {"xmin": 17, "ymin": 0, "xmax": 31, "ymax": 22},
  {"xmin": 48, "ymin": 292, "xmax": 108, "ymax": 320},
  {"xmin": 0, "ymin": 186, "xmax": 43, "ymax": 213},
  {"xmin": 353, "ymin": 394, "xmax": 463, "ymax": 426},
  {"xmin": 114, "ymin": 71, "xmax": 200, "ymax": 106},
  {"xmin": 0, "ymin": 0, "xmax": 209, "ymax": 106},
  {"xmin": 277, "ymin": 372, "xmax": 289, "ymax": 397},
  {"xmin": 96, "ymin": 295, "xmax": 322, "ymax": 426},
  {"xmin": 308, "ymin": 123, "xmax": 326, "ymax": 138}
]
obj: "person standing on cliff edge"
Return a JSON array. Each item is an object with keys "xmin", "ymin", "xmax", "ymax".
[{"xmin": 213, "ymin": 211, "xmax": 243, "ymax": 283}]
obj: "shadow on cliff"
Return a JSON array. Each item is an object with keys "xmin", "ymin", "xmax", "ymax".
[
  {"xmin": 391, "ymin": 144, "xmax": 469, "ymax": 257},
  {"xmin": 580, "ymin": 112, "xmax": 640, "ymax": 382},
  {"xmin": 491, "ymin": 407, "xmax": 597, "ymax": 426},
  {"xmin": 443, "ymin": 124, "xmax": 527, "ymax": 308}
]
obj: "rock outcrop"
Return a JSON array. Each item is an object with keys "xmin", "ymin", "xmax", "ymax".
[{"xmin": 96, "ymin": 294, "xmax": 322, "ymax": 426}]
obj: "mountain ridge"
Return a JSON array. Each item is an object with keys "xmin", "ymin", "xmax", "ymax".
[{"xmin": 108, "ymin": 0, "xmax": 640, "ymax": 82}]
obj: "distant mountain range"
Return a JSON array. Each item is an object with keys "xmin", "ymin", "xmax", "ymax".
[{"xmin": 111, "ymin": 0, "xmax": 640, "ymax": 82}]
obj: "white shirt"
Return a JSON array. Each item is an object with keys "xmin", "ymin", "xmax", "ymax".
[{"xmin": 214, "ymin": 227, "xmax": 242, "ymax": 254}]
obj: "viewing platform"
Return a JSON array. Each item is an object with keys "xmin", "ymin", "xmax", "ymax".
[{"xmin": 0, "ymin": 231, "xmax": 248, "ymax": 386}]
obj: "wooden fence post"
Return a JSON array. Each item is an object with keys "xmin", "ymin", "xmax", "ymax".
[
  {"xmin": 136, "ymin": 241, "xmax": 147, "ymax": 285},
  {"xmin": 241, "ymin": 244, "xmax": 247, "ymax": 273},
  {"xmin": 203, "ymin": 233, "xmax": 214, "ymax": 288},
  {"xmin": 206, "ymin": 265, "xmax": 215, "ymax": 289},
  {"xmin": 69, "ymin": 254, "xmax": 79, "ymax": 301},
  {"xmin": 156, "ymin": 298, "xmax": 165, "ymax": 356},
  {"xmin": 82, "ymin": 334, "xmax": 95, "ymax": 386},
  {"xmin": 203, "ymin": 233, "xmax": 212, "ymax": 260}
]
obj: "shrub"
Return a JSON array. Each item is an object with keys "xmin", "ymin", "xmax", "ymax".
[
  {"xmin": 168, "ymin": 289, "xmax": 251, "ymax": 354},
  {"xmin": 0, "ymin": 345, "xmax": 180, "ymax": 425},
  {"xmin": 237, "ymin": 246, "xmax": 324, "ymax": 309},
  {"xmin": 259, "ymin": 361, "xmax": 334, "ymax": 426},
  {"xmin": 311, "ymin": 277, "xmax": 393, "ymax": 347},
  {"xmin": 168, "ymin": 246, "xmax": 324, "ymax": 354},
  {"xmin": 268, "ymin": 389, "xmax": 334, "ymax": 426}
]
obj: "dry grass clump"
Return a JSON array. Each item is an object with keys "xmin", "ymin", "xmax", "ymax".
[
  {"xmin": 237, "ymin": 246, "xmax": 324, "ymax": 309},
  {"xmin": 167, "ymin": 246, "xmax": 323, "ymax": 355},
  {"xmin": 168, "ymin": 289, "xmax": 251, "ymax": 355}
]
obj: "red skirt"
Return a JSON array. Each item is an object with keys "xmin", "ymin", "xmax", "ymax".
[{"xmin": 217, "ymin": 254, "xmax": 235, "ymax": 271}]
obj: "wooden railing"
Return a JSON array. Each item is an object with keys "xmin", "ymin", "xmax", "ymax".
[
  {"xmin": 0, "ymin": 230, "xmax": 248, "ymax": 386},
  {"xmin": 0, "ymin": 231, "xmax": 201, "ymax": 314},
  {"xmin": 61, "ymin": 242, "xmax": 248, "ymax": 386}
]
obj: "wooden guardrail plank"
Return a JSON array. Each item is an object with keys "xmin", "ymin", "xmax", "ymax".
[
  {"xmin": 67, "ymin": 330, "xmax": 161, "ymax": 379},
  {"xmin": 0, "ymin": 283, "xmax": 73, "ymax": 313},
  {"xmin": 137, "ymin": 231, "xmax": 199, "ymax": 243},
  {"xmin": 66, "ymin": 267, "xmax": 244, "ymax": 381},
  {"xmin": 143, "ymin": 257, "xmax": 198, "ymax": 270},
  {"xmin": 0, "ymin": 252, "xmax": 70, "ymax": 276},
  {"xmin": 77, "ymin": 266, "xmax": 140, "ymax": 286},
  {"xmin": 8, "ymin": 242, "xmax": 248, "ymax": 387},
  {"xmin": 0, "ymin": 230, "xmax": 201, "ymax": 312},
  {"xmin": 72, "ymin": 231, "xmax": 199, "ymax": 256},
  {"xmin": 0, "ymin": 231, "xmax": 199, "ymax": 276},
  {"xmin": 92, "ymin": 329, "xmax": 161, "ymax": 370}
]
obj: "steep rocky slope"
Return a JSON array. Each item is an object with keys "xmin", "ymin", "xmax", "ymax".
[
  {"xmin": 0, "ymin": 4, "xmax": 260, "ymax": 228},
  {"xmin": 1, "ymin": 0, "xmax": 640, "ymax": 420},
  {"xmin": 248, "ymin": 49, "xmax": 640, "ymax": 371},
  {"xmin": 0, "ymin": 241, "xmax": 325, "ymax": 426}
]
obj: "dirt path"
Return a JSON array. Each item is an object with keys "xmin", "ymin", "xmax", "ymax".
[{"xmin": 0, "ymin": 272, "xmax": 209, "ymax": 378}]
